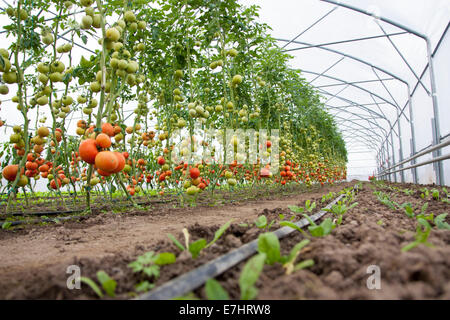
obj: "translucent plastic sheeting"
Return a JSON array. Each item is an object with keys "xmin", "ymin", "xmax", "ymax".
[{"xmin": 240, "ymin": 0, "xmax": 450, "ymax": 184}]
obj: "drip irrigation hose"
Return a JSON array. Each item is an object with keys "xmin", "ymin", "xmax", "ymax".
[
  {"xmin": 0, "ymin": 199, "xmax": 174, "ymax": 225},
  {"xmin": 1, "ymin": 182, "xmax": 337, "ymax": 221},
  {"xmin": 137, "ymin": 185, "xmax": 357, "ymax": 300}
]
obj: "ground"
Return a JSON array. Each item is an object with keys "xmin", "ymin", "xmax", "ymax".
[{"xmin": 0, "ymin": 181, "xmax": 449, "ymax": 300}]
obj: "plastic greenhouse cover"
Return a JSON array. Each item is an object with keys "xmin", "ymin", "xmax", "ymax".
[
  {"xmin": 0, "ymin": 0, "xmax": 448, "ymax": 184},
  {"xmin": 240, "ymin": 0, "xmax": 450, "ymax": 183}
]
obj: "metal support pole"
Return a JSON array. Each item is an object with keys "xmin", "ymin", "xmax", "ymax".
[
  {"xmin": 426, "ymin": 38, "xmax": 444, "ymax": 185},
  {"xmin": 390, "ymin": 129, "xmax": 397, "ymax": 182},
  {"xmin": 406, "ymin": 84, "xmax": 418, "ymax": 184}
]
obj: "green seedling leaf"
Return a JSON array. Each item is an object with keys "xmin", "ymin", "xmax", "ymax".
[
  {"xmin": 205, "ymin": 279, "xmax": 229, "ymax": 300},
  {"xmin": 278, "ymin": 214, "xmax": 285, "ymax": 220},
  {"xmin": 174, "ymin": 292, "xmax": 200, "ymax": 300},
  {"xmin": 305, "ymin": 200, "xmax": 316, "ymax": 212},
  {"xmin": 283, "ymin": 239, "xmax": 310, "ymax": 274},
  {"xmin": 421, "ymin": 202, "xmax": 429, "ymax": 214},
  {"xmin": 302, "ymin": 213, "xmax": 317, "ymax": 226},
  {"xmin": 167, "ymin": 233, "xmax": 185, "ymax": 251},
  {"xmin": 206, "ymin": 219, "xmax": 233, "ymax": 248},
  {"xmin": 377, "ymin": 219, "xmax": 384, "ymax": 226},
  {"xmin": 402, "ymin": 218, "xmax": 433, "ymax": 252},
  {"xmin": 294, "ymin": 259, "xmax": 314, "ymax": 271},
  {"xmin": 135, "ymin": 281, "xmax": 154, "ymax": 293},
  {"xmin": 154, "ymin": 252, "xmax": 176, "ymax": 265},
  {"xmin": 189, "ymin": 239, "xmax": 207, "ymax": 259},
  {"xmin": 96, "ymin": 271, "xmax": 116, "ymax": 297},
  {"xmin": 80, "ymin": 276, "xmax": 103, "ymax": 298},
  {"xmin": 255, "ymin": 215, "xmax": 268, "ymax": 228},
  {"xmin": 280, "ymin": 221, "xmax": 307, "ymax": 236},
  {"xmin": 2, "ymin": 222, "xmax": 12, "ymax": 229},
  {"xmin": 435, "ymin": 213, "xmax": 450, "ymax": 230},
  {"xmin": 257, "ymin": 232, "xmax": 281, "ymax": 265},
  {"xmin": 239, "ymin": 253, "xmax": 266, "ymax": 300},
  {"xmin": 404, "ymin": 204, "xmax": 415, "ymax": 218},
  {"xmin": 288, "ymin": 205, "xmax": 304, "ymax": 213},
  {"xmin": 143, "ymin": 265, "xmax": 160, "ymax": 278}
]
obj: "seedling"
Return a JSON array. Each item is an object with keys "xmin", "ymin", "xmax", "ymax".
[
  {"xmin": 254, "ymin": 215, "xmax": 275, "ymax": 230},
  {"xmin": 257, "ymin": 232, "xmax": 281, "ymax": 265},
  {"xmin": 205, "ymin": 279, "xmax": 229, "ymax": 300},
  {"xmin": 302, "ymin": 214, "xmax": 336, "ymax": 237},
  {"xmin": 239, "ymin": 253, "xmax": 266, "ymax": 300},
  {"xmin": 403, "ymin": 204, "xmax": 415, "ymax": 218},
  {"xmin": 168, "ymin": 220, "xmax": 233, "ymax": 258},
  {"xmin": 2, "ymin": 222, "xmax": 12, "ymax": 229},
  {"xmin": 279, "ymin": 221, "xmax": 308, "ymax": 236},
  {"xmin": 374, "ymin": 191, "xmax": 400, "ymax": 210},
  {"xmin": 128, "ymin": 251, "xmax": 176, "ymax": 281},
  {"xmin": 434, "ymin": 213, "xmax": 450, "ymax": 230},
  {"xmin": 420, "ymin": 188, "xmax": 429, "ymax": 199},
  {"xmin": 80, "ymin": 270, "xmax": 117, "ymax": 298},
  {"xmin": 282, "ymin": 239, "xmax": 314, "ymax": 275},
  {"xmin": 402, "ymin": 218, "xmax": 433, "ymax": 252},
  {"xmin": 325, "ymin": 201, "xmax": 358, "ymax": 225},
  {"xmin": 431, "ymin": 189, "xmax": 440, "ymax": 200},
  {"xmin": 288, "ymin": 200, "xmax": 316, "ymax": 214},
  {"xmin": 402, "ymin": 188, "xmax": 414, "ymax": 196},
  {"xmin": 321, "ymin": 191, "xmax": 336, "ymax": 203}
]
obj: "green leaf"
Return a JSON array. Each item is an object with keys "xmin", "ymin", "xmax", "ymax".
[
  {"xmin": 96, "ymin": 271, "xmax": 116, "ymax": 297},
  {"xmin": 2, "ymin": 222, "xmax": 12, "ymax": 229},
  {"xmin": 167, "ymin": 234, "xmax": 186, "ymax": 251},
  {"xmin": 288, "ymin": 205, "xmax": 304, "ymax": 213},
  {"xmin": 205, "ymin": 279, "xmax": 229, "ymax": 300},
  {"xmin": 239, "ymin": 253, "xmax": 266, "ymax": 300},
  {"xmin": 402, "ymin": 240, "xmax": 420, "ymax": 252},
  {"xmin": 257, "ymin": 232, "xmax": 281, "ymax": 264},
  {"xmin": 207, "ymin": 219, "xmax": 233, "ymax": 248},
  {"xmin": 255, "ymin": 215, "xmax": 267, "ymax": 228},
  {"xmin": 80, "ymin": 56, "xmax": 90, "ymax": 68},
  {"xmin": 189, "ymin": 239, "xmax": 207, "ymax": 259},
  {"xmin": 435, "ymin": 213, "xmax": 450, "ymax": 230},
  {"xmin": 154, "ymin": 252, "xmax": 176, "ymax": 265},
  {"xmin": 302, "ymin": 214, "xmax": 317, "ymax": 226},
  {"xmin": 174, "ymin": 292, "xmax": 200, "ymax": 300},
  {"xmin": 294, "ymin": 259, "xmax": 314, "ymax": 271},
  {"xmin": 280, "ymin": 221, "xmax": 307, "ymax": 235},
  {"xmin": 421, "ymin": 202, "xmax": 429, "ymax": 213},
  {"xmin": 80, "ymin": 277, "xmax": 103, "ymax": 298},
  {"xmin": 143, "ymin": 265, "xmax": 160, "ymax": 278},
  {"xmin": 135, "ymin": 281, "xmax": 154, "ymax": 292}
]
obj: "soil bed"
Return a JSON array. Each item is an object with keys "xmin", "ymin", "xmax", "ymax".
[
  {"xmin": 1, "ymin": 181, "xmax": 448, "ymax": 299},
  {"xmin": 0, "ymin": 182, "xmax": 349, "ymax": 299}
]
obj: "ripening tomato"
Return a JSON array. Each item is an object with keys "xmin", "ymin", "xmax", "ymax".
[{"xmin": 189, "ymin": 167, "xmax": 200, "ymax": 179}]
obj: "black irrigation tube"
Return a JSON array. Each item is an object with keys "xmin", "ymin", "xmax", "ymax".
[
  {"xmin": 137, "ymin": 185, "xmax": 356, "ymax": 300},
  {"xmin": 1, "ymin": 183, "xmax": 328, "ymax": 219},
  {"xmin": 0, "ymin": 199, "xmax": 175, "ymax": 225}
]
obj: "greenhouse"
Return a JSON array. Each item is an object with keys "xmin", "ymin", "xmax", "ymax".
[{"xmin": 0, "ymin": 0, "xmax": 449, "ymax": 304}]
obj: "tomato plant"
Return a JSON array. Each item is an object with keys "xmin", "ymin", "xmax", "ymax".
[{"xmin": 0, "ymin": 0, "xmax": 347, "ymax": 213}]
